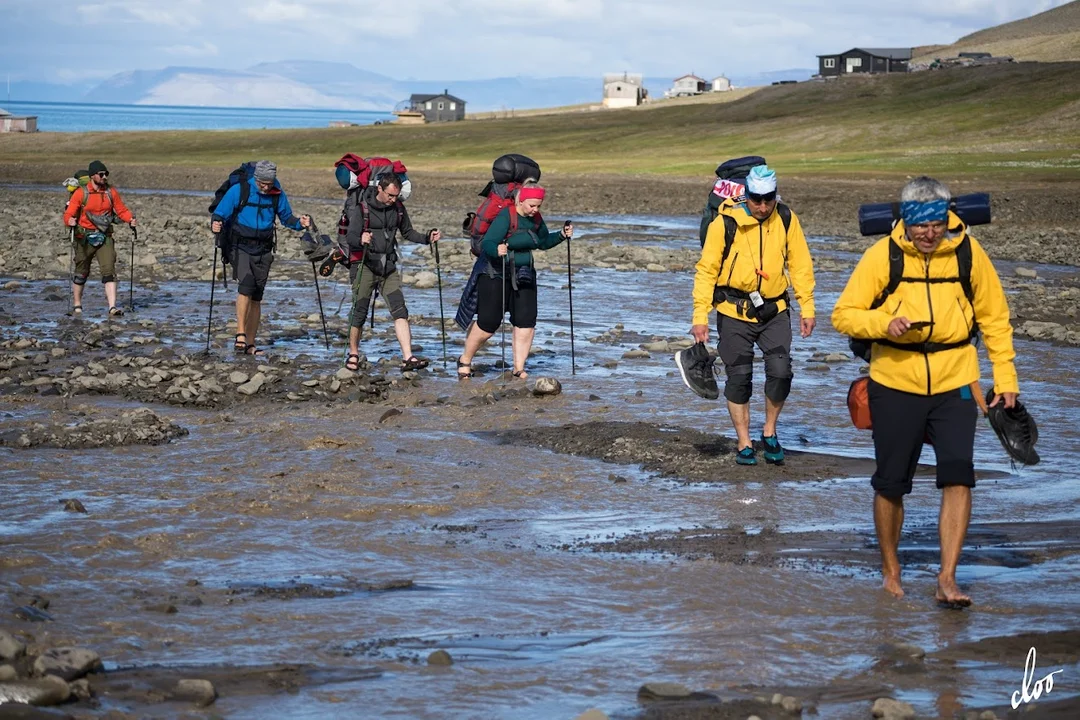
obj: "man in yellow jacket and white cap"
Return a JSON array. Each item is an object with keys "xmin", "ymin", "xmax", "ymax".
[
  {"xmin": 688, "ymin": 165, "xmax": 817, "ymax": 466},
  {"xmin": 832, "ymin": 176, "xmax": 1019, "ymax": 607}
]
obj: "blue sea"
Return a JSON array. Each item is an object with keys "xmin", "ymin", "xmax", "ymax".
[{"xmin": 0, "ymin": 100, "xmax": 394, "ymax": 132}]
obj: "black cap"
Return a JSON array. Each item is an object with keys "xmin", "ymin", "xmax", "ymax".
[{"xmin": 88, "ymin": 160, "xmax": 108, "ymax": 175}]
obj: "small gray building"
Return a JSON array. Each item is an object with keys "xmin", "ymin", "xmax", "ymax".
[
  {"xmin": 406, "ymin": 90, "xmax": 466, "ymax": 122},
  {"xmin": 816, "ymin": 48, "xmax": 912, "ymax": 77},
  {"xmin": 602, "ymin": 72, "xmax": 646, "ymax": 108},
  {"xmin": 0, "ymin": 107, "xmax": 38, "ymax": 133},
  {"xmin": 667, "ymin": 74, "xmax": 707, "ymax": 98}
]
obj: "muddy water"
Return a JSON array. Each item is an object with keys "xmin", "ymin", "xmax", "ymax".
[{"xmin": 2, "ymin": 212, "xmax": 1078, "ymax": 719}]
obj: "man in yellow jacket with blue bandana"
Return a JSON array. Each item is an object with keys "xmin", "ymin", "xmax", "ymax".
[
  {"xmin": 832, "ymin": 176, "xmax": 1020, "ymax": 607},
  {"xmin": 690, "ymin": 165, "xmax": 817, "ymax": 466}
]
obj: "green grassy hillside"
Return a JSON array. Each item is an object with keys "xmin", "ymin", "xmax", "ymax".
[{"xmin": 2, "ymin": 62, "xmax": 1078, "ymax": 181}]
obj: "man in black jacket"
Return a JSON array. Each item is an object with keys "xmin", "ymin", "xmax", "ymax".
[{"xmin": 344, "ymin": 173, "xmax": 441, "ymax": 372}]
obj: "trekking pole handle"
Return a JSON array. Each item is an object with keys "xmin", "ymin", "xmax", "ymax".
[{"xmin": 430, "ymin": 229, "xmax": 440, "ymax": 263}]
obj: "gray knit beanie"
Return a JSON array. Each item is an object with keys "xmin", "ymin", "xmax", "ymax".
[{"xmin": 254, "ymin": 160, "xmax": 277, "ymax": 182}]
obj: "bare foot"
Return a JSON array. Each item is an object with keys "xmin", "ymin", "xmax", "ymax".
[
  {"xmin": 882, "ymin": 574, "xmax": 904, "ymax": 599},
  {"xmin": 936, "ymin": 577, "xmax": 972, "ymax": 608}
]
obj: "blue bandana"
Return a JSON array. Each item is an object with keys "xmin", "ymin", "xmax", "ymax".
[{"xmin": 900, "ymin": 200, "xmax": 949, "ymax": 226}]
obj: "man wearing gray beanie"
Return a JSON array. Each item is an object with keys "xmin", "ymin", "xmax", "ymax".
[{"xmin": 210, "ymin": 160, "xmax": 312, "ymax": 356}]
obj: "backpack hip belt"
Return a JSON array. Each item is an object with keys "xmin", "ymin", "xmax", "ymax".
[
  {"xmin": 874, "ymin": 336, "xmax": 975, "ymax": 354},
  {"xmin": 713, "ymin": 286, "xmax": 789, "ymax": 305}
]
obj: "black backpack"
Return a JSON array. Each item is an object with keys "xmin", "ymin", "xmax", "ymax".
[
  {"xmin": 849, "ymin": 233, "xmax": 975, "ymax": 362},
  {"xmin": 208, "ymin": 162, "xmax": 281, "ymax": 262},
  {"xmin": 699, "ymin": 155, "xmax": 766, "ymax": 247}
]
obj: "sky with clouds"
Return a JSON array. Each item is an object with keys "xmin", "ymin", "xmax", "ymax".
[{"xmin": 3, "ymin": 0, "xmax": 1072, "ymax": 85}]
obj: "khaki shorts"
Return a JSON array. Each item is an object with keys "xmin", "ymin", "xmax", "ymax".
[{"xmin": 73, "ymin": 236, "xmax": 117, "ymax": 281}]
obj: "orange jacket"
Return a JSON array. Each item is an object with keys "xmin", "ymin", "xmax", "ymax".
[{"xmin": 63, "ymin": 183, "xmax": 134, "ymax": 232}]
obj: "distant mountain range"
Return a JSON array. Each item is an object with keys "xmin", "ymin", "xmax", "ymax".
[{"xmin": 7, "ymin": 62, "xmax": 816, "ymax": 111}]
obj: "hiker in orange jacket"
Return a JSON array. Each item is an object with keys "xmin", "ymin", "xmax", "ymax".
[{"xmin": 63, "ymin": 160, "xmax": 136, "ymax": 316}]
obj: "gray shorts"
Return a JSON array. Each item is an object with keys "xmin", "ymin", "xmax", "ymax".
[
  {"xmin": 717, "ymin": 310, "xmax": 794, "ymax": 403},
  {"xmin": 233, "ymin": 248, "xmax": 274, "ymax": 301}
]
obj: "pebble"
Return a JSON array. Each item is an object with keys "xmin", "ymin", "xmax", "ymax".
[
  {"xmin": 872, "ymin": 697, "xmax": 916, "ymax": 719},
  {"xmin": 1015, "ymin": 267, "xmax": 1038, "ymax": 278},
  {"xmin": 427, "ymin": 650, "xmax": 453, "ymax": 666},
  {"xmin": 379, "ymin": 409, "xmax": 403, "ymax": 423},
  {"xmin": 622, "ymin": 350, "xmax": 650, "ymax": 359},
  {"xmin": 236, "ymin": 373, "xmax": 265, "ymax": 396},
  {"xmin": 0, "ymin": 675, "xmax": 71, "ymax": 706},
  {"xmin": 0, "ymin": 665, "xmax": 16, "ymax": 681},
  {"xmin": 574, "ymin": 710, "xmax": 609, "ymax": 720},
  {"xmin": 532, "ymin": 377, "xmax": 562, "ymax": 396},
  {"xmin": 335, "ymin": 367, "xmax": 357, "ymax": 380},
  {"xmin": 330, "ymin": 379, "xmax": 342, "ymax": 393},
  {"xmin": 642, "ymin": 341, "xmax": 670, "ymax": 352},
  {"xmin": 32, "ymin": 646, "xmax": 102, "ymax": 681},
  {"xmin": 60, "ymin": 498, "xmax": 87, "ymax": 513},
  {"xmin": 172, "ymin": 678, "xmax": 217, "ymax": 707},
  {"xmin": 638, "ymin": 682, "xmax": 692, "ymax": 700},
  {"xmin": 302, "ymin": 379, "xmax": 321, "ymax": 387},
  {"xmin": 0, "ymin": 630, "xmax": 25, "ymax": 660}
]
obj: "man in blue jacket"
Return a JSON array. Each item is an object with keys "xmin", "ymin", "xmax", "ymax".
[{"xmin": 210, "ymin": 160, "xmax": 311, "ymax": 356}]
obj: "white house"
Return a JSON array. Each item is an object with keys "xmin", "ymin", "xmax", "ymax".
[
  {"xmin": 711, "ymin": 75, "xmax": 732, "ymax": 92},
  {"xmin": 666, "ymin": 74, "xmax": 707, "ymax": 98},
  {"xmin": 602, "ymin": 72, "xmax": 646, "ymax": 108}
]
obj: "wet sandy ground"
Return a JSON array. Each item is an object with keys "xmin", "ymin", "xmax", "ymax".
[{"xmin": 2, "ymin": 210, "xmax": 1080, "ymax": 719}]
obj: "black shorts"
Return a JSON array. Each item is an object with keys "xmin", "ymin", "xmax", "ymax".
[
  {"xmin": 476, "ymin": 273, "xmax": 537, "ymax": 332},
  {"xmin": 233, "ymin": 248, "xmax": 273, "ymax": 302},
  {"xmin": 868, "ymin": 379, "xmax": 978, "ymax": 498}
]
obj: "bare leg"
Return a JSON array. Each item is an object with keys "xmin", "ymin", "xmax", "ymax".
[
  {"xmin": 236, "ymin": 294, "xmax": 250, "ymax": 342},
  {"xmin": 394, "ymin": 318, "xmax": 413, "ymax": 360},
  {"xmin": 349, "ymin": 326, "xmax": 362, "ymax": 357},
  {"xmin": 248, "ymin": 299, "xmax": 262, "ymax": 347},
  {"xmin": 726, "ymin": 400, "xmax": 752, "ymax": 450},
  {"xmin": 511, "ymin": 326, "xmax": 535, "ymax": 376},
  {"xmin": 936, "ymin": 485, "xmax": 973, "ymax": 606},
  {"xmin": 461, "ymin": 321, "xmax": 494, "ymax": 365},
  {"xmin": 72, "ymin": 282, "xmax": 85, "ymax": 309},
  {"xmin": 874, "ymin": 492, "xmax": 905, "ymax": 598},
  {"xmin": 104, "ymin": 281, "xmax": 118, "ymax": 309},
  {"xmin": 763, "ymin": 397, "xmax": 785, "ymax": 437}
]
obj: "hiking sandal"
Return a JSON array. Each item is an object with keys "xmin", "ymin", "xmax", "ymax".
[
  {"xmin": 108, "ymin": 306, "xmax": 124, "ymax": 317},
  {"xmin": 72, "ymin": 305, "xmax": 83, "ymax": 315},
  {"xmin": 401, "ymin": 356, "xmax": 429, "ymax": 372},
  {"xmin": 244, "ymin": 344, "xmax": 266, "ymax": 357},
  {"xmin": 456, "ymin": 356, "xmax": 474, "ymax": 378},
  {"xmin": 234, "ymin": 333, "xmax": 248, "ymax": 353},
  {"xmin": 512, "ymin": 369, "xmax": 528, "ymax": 379},
  {"xmin": 344, "ymin": 353, "xmax": 361, "ymax": 372}
]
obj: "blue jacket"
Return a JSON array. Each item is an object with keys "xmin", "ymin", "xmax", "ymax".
[{"xmin": 211, "ymin": 176, "xmax": 302, "ymax": 240}]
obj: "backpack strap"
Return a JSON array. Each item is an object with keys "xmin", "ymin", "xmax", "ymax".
[
  {"xmin": 777, "ymin": 202, "xmax": 792, "ymax": 233},
  {"xmin": 720, "ymin": 214, "xmax": 738, "ymax": 269},
  {"xmin": 955, "ymin": 233, "xmax": 974, "ymax": 302},
  {"xmin": 869, "ymin": 238, "xmax": 905, "ymax": 310}
]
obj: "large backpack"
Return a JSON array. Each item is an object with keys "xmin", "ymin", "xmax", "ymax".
[
  {"xmin": 848, "ymin": 232, "xmax": 975, "ymax": 362},
  {"xmin": 462, "ymin": 154, "xmax": 541, "ymax": 257},
  {"xmin": 333, "ymin": 154, "xmax": 407, "ymax": 263},
  {"xmin": 699, "ymin": 155, "xmax": 767, "ymax": 247},
  {"xmin": 208, "ymin": 162, "xmax": 281, "ymax": 263}
]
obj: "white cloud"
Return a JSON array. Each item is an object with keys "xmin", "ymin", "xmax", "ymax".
[{"xmin": 164, "ymin": 42, "xmax": 220, "ymax": 58}]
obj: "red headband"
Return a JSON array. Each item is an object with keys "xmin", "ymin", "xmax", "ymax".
[{"xmin": 519, "ymin": 186, "xmax": 546, "ymax": 202}]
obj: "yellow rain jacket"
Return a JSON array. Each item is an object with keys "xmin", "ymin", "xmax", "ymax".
[
  {"xmin": 692, "ymin": 200, "xmax": 816, "ymax": 326},
  {"xmin": 831, "ymin": 213, "xmax": 1018, "ymax": 396}
]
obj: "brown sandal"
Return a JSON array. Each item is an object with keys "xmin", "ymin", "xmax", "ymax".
[{"xmin": 456, "ymin": 356, "xmax": 474, "ymax": 378}]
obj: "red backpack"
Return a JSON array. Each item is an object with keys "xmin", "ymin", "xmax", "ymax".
[{"xmin": 462, "ymin": 154, "xmax": 541, "ymax": 257}]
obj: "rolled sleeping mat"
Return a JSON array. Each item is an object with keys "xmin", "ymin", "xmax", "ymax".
[
  {"xmin": 858, "ymin": 192, "xmax": 992, "ymax": 236},
  {"xmin": 492, "ymin": 153, "xmax": 541, "ymax": 185}
]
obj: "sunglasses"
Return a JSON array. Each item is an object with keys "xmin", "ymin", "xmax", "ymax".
[
  {"xmin": 747, "ymin": 191, "xmax": 776, "ymax": 203},
  {"xmin": 95, "ymin": 172, "xmax": 109, "ymax": 178}
]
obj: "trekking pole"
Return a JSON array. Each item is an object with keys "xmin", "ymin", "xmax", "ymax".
[
  {"xmin": 68, "ymin": 227, "xmax": 76, "ymax": 315},
  {"xmin": 311, "ymin": 261, "xmax": 330, "ymax": 350},
  {"xmin": 128, "ymin": 226, "xmax": 137, "ymax": 312},
  {"xmin": 501, "ymin": 249, "xmax": 507, "ymax": 372},
  {"xmin": 206, "ymin": 245, "xmax": 218, "ymax": 354},
  {"xmin": 432, "ymin": 233, "xmax": 447, "ymax": 368},
  {"xmin": 565, "ymin": 220, "xmax": 576, "ymax": 376}
]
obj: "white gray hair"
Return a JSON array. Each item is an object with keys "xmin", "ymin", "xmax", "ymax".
[{"xmin": 900, "ymin": 176, "xmax": 950, "ymax": 203}]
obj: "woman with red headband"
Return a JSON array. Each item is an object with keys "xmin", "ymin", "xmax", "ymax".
[{"xmin": 457, "ymin": 181, "xmax": 573, "ymax": 378}]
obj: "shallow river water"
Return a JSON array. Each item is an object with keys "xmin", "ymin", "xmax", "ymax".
[{"xmin": 2, "ymin": 211, "xmax": 1078, "ymax": 719}]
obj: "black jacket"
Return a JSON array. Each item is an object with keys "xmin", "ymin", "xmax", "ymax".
[{"xmin": 344, "ymin": 187, "xmax": 429, "ymax": 276}]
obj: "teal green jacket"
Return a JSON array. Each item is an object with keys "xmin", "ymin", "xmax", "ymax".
[{"xmin": 481, "ymin": 207, "xmax": 565, "ymax": 272}]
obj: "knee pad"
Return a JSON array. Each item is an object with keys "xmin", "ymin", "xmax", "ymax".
[
  {"xmin": 385, "ymin": 289, "xmax": 408, "ymax": 320},
  {"xmin": 349, "ymin": 298, "xmax": 370, "ymax": 329},
  {"xmin": 101, "ymin": 274, "xmax": 116, "ymax": 284},
  {"xmin": 723, "ymin": 362, "xmax": 753, "ymax": 404},
  {"xmin": 73, "ymin": 274, "xmax": 88, "ymax": 286},
  {"xmin": 764, "ymin": 348, "xmax": 793, "ymax": 402}
]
